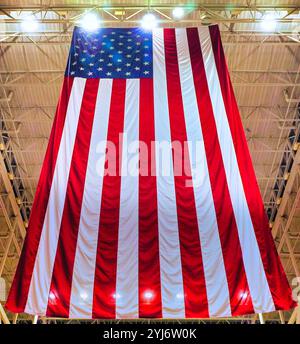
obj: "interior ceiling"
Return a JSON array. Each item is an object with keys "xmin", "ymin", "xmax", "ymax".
[{"xmin": 0, "ymin": 1, "xmax": 300, "ymax": 322}]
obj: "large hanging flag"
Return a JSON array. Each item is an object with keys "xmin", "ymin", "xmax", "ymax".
[{"xmin": 6, "ymin": 25, "xmax": 296, "ymax": 319}]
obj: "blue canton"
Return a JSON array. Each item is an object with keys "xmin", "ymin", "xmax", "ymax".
[{"xmin": 66, "ymin": 27, "xmax": 153, "ymax": 79}]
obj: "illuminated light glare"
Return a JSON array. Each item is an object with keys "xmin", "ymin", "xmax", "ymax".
[
  {"xmin": 176, "ymin": 292, "xmax": 184, "ymax": 299},
  {"xmin": 80, "ymin": 291, "xmax": 88, "ymax": 300},
  {"xmin": 141, "ymin": 13, "xmax": 158, "ymax": 30},
  {"xmin": 113, "ymin": 292, "xmax": 121, "ymax": 299},
  {"xmin": 172, "ymin": 7, "xmax": 184, "ymax": 19},
  {"xmin": 143, "ymin": 290, "xmax": 154, "ymax": 300},
  {"xmin": 79, "ymin": 12, "xmax": 101, "ymax": 31},
  {"xmin": 261, "ymin": 13, "xmax": 277, "ymax": 32},
  {"xmin": 49, "ymin": 292, "xmax": 56, "ymax": 300},
  {"xmin": 240, "ymin": 291, "xmax": 248, "ymax": 300},
  {"xmin": 21, "ymin": 16, "xmax": 38, "ymax": 32}
]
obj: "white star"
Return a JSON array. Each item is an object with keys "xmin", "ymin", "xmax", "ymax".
[
  {"xmin": 99, "ymin": 58, "xmax": 104, "ymax": 62},
  {"xmin": 107, "ymin": 63, "xmax": 113, "ymax": 66},
  {"xmin": 106, "ymin": 72, "xmax": 112, "ymax": 76},
  {"xmin": 89, "ymin": 63, "xmax": 94, "ymax": 66},
  {"xmin": 109, "ymin": 54, "xmax": 113, "ymax": 58},
  {"xmin": 135, "ymin": 58, "xmax": 140, "ymax": 61},
  {"xmin": 100, "ymin": 50, "xmax": 105, "ymax": 53},
  {"xmin": 80, "ymin": 67, "xmax": 84, "ymax": 71},
  {"xmin": 126, "ymin": 63, "xmax": 131, "ymax": 67},
  {"xmin": 70, "ymin": 71, "xmax": 75, "ymax": 75},
  {"xmin": 81, "ymin": 58, "xmax": 86, "ymax": 62},
  {"xmin": 74, "ymin": 53, "xmax": 79, "ymax": 57},
  {"xmin": 102, "ymin": 42, "xmax": 106, "ymax": 45},
  {"xmin": 126, "ymin": 54, "xmax": 132, "ymax": 58},
  {"xmin": 109, "ymin": 46, "xmax": 114, "ymax": 50},
  {"xmin": 118, "ymin": 50, "xmax": 123, "ymax": 54},
  {"xmin": 88, "ymin": 71, "xmax": 93, "ymax": 76},
  {"xmin": 118, "ymin": 42, "xmax": 124, "ymax": 46},
  {"xmin": 83, "ymin": 49, "xmax": 87, "ymax": 53},
  {"xmin": 136, "ymin": 42, "xmax": 141, "ymax": 46},
  {"xmin": 72, "ymin": 61, "xmax": 77, "ymax": 65},
  {"xmin": 126, "ymin": 72, "xmax": 131, "ymax": 76},
  {"xmin": 127, "ymin": 46, "xmax": 132, "ymax": 50},
  {"xmin": 117, "ymin": 59, "xmax": 122, "ymax": 62},
  {"xmin": 97, "ymin": 67, "xmax": 103, "ymax": 71},
  {"xmin": 144, "ymin": 53, "xmax": 149, "ymax": 57},
  {"xmin": 116, "ymin": 68, "xmax": 122, "ymax": 72},
  {"xmin": 135, "ymin": 67, "xmax": 140, "ymax": 71},
  {"xmin": 144, "ymin": 62, "xmax": 149, "ymax": 65},
  {"xmin": 91, "ymin": 54, "xmax": 95, "ymax": 57},
  {"xmin": 143, "ymin": 71, "xmax": 149, "ymax": 75}
]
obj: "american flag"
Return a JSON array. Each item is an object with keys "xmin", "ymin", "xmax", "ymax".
[{"xmin": 6, "ymin": 25, "xmax": 295, "ymax": 319}]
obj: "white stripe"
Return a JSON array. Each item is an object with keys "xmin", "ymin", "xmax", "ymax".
[
  {"xmin": 69, "ymin": 79, "xmax": 113, "ymax": 318},
  {"xmin": 25, "ymin": 77, "xmax": 86, "ymax": 315},
  {"xmin": 175, "ymin": 28, "xmax": 231, "ymax": 317},
  {"xmin": 198, "ymin": 27, "xmax": 275, "ymax": 313},
  {"xmin": 115, "ymin": 79, "xmax": 140, "ymax": 319},
  {"xmin": 153, "ymin": 28, "xmax": 185, "ymax": 318}
]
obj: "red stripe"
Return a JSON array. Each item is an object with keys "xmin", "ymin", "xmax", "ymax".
[
  {"xmin": 187, "ymin": 28, "xmax": 254, "ymax": 315},
  {"xmin": 138, "ymin": 78, "xmax": 162, "ymax": 318},
  {"xmin": 164, "ymin": 28, "xmax": 209, "ymax": 317},
  {"xmin": 5, "ymin": 77, "xmax": 74, "ymax": 313},
  {"xmin": 46, "ymin": 79, "xmax": 100, "ymax": 317},
  {"xmin": 209, "ymin": 25, "xmax": 296, "ymax": 311},
  {"xmin": 92, "ymin": 79, "xmax": 126, "ymax": 318}
]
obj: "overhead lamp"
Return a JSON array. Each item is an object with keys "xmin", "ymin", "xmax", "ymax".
[
  {"xmin": 79, "ymin": 12, "xmax": 101, "ymax": 31},
  {"xmin": 172, "ymin": 7, "xmax": 184, "ymax": 20},
  {"xmin": 261, "ymin": 13, "xmax": 277, "ymax": 32},
  {"xmin": 141, "ymin": 13, "xmax": 158, "ymax": 31},
  {"xmin": 21, "ymin": 15, "xmax": 39, "ymax": 32}
]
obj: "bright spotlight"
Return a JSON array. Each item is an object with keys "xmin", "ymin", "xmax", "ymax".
[
  {"xmin": 261, "ymin": 13, "xmax": 277, "ymax": 32},
  {"xmin": 79, "ymin": 12, "xmax": 101, "ymax": 31},
  {"xmin": 21, "ymin": 15, "xmax": 38, "ymax": 32},
  {"xmin": 141, "ymin": 13, "xmax": 157, "ymax": 31},
  {"xmin": 172, "ymin": 7, "xmax": 184, "ymax": 20}
]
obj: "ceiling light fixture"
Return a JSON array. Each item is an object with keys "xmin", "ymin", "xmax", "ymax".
[
  {"xmin": 79, "ymin": 12, "xmax": 101, "ymax": 31},
  {"xmin": 261, "ymin": 13, "xmax": 277, "ymax": 32},
  {"xmin": 141, "ymin": 13, "xmax": 158, "ymax": 31},
  {"xmin": 172, "ymin": 7, "xmax": 185, "ymax": 20},
  {"xmin": 21, "ymin": 15, "xmax": 39, "ymax": 32}
]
